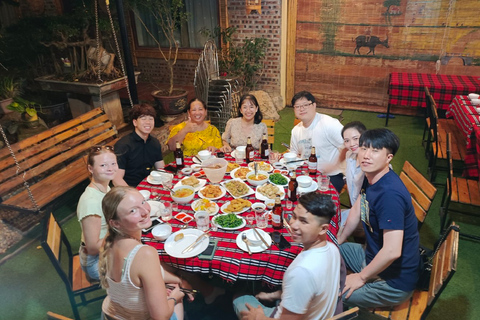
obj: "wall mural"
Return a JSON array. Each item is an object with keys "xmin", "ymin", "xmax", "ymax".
[{"xmin": 353, "ymin": 35, "xmax": 390, "ymax": 55}]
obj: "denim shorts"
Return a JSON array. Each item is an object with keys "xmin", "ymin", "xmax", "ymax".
[
  {"xmin": 233, "ymin": 295, "xmax": 277, "ymax": 318},
  {"xmin": 79, "ymin": 245, "xmax": 100, "ymax": 281}
]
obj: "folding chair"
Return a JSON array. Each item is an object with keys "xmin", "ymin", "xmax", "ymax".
[{"xmin": 261, "ymin": 119, "xmax": 276, "ymax": 149}]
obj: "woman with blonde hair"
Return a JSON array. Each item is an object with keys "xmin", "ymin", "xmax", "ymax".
[
  {"xmin": 77, "ymin": 145, "xmax": 117, "ymax": 281},
  {"xmin": 99, "ymin": 186, "xmax": 186, "ymax": 319}
]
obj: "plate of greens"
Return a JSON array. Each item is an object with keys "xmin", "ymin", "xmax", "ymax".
[
  {"xmin": 212, "ymin": 213, "xmax": 246, "ymax": 230},
  {"xmin": 268, "ymin": 173, "xmax": 289, "ymax": 186}
]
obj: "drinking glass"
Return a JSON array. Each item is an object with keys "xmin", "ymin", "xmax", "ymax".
[
  {"xmin": 256, "ymin": 212, "xmax": 268, "ymax": 229},
  {"xmin": 163, "ymin": 175, "xmax": 173, "ymax": 189},
  {"xmin": 246, "ymin": 214, "xmax": 255, "ymax": 226},
  {"xmin": 171, "ymin": 203, "xmax": 178, "ymax": 214},
  {"xmin": 268, "ymin": 150, "xmax": 280, "ymax": 164},
  {"xmin": 161, "ymin": 203, "xmax": 172, "ymax": 223},
  {"xmin": 195, "ymin": 211, "xmax": 209, "ymax": 231},
  {"xmin": 318, "ymin": 175, "xmax": 330, "ymax": 192}
]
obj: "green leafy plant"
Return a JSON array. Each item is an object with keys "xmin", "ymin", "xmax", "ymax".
[
  {"xmin": 127, "ymin": 0, "xmax": 189, "ymax": 96},
  {"xmin": 0, "ymin": 76, "xmax": 21, "ymax": 100},
  {"xmin": 7, "ymin": 97, "xmax": 38, "ymax": 118},
  {"xmin": 202, "ymin": 26, "xmax": 269, "ymax": 91}
]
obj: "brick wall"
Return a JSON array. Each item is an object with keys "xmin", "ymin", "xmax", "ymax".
[{"xmin": 228, "ymin": 0, "xmax": 282, "ymax": 97}]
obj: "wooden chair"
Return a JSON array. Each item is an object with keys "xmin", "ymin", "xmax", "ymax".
[
  {"xmin": 294, "ymin": 118, "xmax": 301, "ymax": 126},
  {"xmin": 370, "ymin": 222, "xmax": 460, "ymax": 320},
  {"xmin": 439, "ymin": 133, "xmax": 480, "ymax": 240},
  {"xmin": 261, "ymin": 119, "xmax": 276, "ymax": 148},
  {"xmin": 425, "ymin": 93, "xmax": 466, "ymax": 182},
  {"xmin": 326, "ymin": 307, "xmax": 359, "ymax": 320},
  {"xmin": 399, "ymin": 161, "xmax": 437, "ymax": 229},
  {"xmin": 41, "ymin": 213, "xmax": 105, "ymax": 320},
  {"xmin": 47, "ymin": 312, "xmax": 74, "ymax": 320}
]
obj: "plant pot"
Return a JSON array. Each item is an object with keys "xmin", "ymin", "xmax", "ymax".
[
  {"xmin": 35, "ymin": 102, "xmax": 73, "ymax": 128},
  {"xmin": 151, "ymin": 89, "xmax": 188, "ymax": 116},
  {"xmin": 0, "ymin": 98, "xmax": 14, "ymax": 115}
]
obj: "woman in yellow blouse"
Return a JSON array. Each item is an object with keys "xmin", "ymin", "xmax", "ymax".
[{"xmin": 167, "ymin": 98, "xmax": 223, "ymax": 156}]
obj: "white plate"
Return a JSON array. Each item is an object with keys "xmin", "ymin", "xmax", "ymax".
[
  {"xmin": 297, "ymin": 181, "xmax": 319, "ymax": 193},
  {"xmin": 268, "ymin": 173, "xmax": 290, "ymax": 187},
  {"xmin": 164, "ymin": 229, "xmax": 210, "ymax": 259},
  {"xmin": 220, "ymin": 200, "xmax": 252, "ymax": 215},
  {"xmin": 236, "ymin": 229, "xmax": 272, "ymax": 253},
  {"xmin": 248, "ymin": 161, "xmax": 273, "ymax": 172},
  {"xmin": 191, "ymin": 199, "xmax": 220, "ymax": 216},
  {"xmin": 255, "ymin": 184, "xmax": 286, "ymax": 201},
  {"xmin": 147, "ymin": 176, "xmax": 163, "ymax": 185},
  {"xmin": 198, "ymin": 185, "xmax": 227, "ymax": 200},
  {"xmin": 230, "ymin": 167, "xmax": 252, "ymax": 180},
  {"xmin": 192, "ymin": 155, "xmax": 216, "ymax": 164},
  {"xmin": 148, "ymin": 201, "xmax": 165, "ymax": 217},
  {"xmin": 221, "ymin": 178, "xmax": 255, "ymax": 199},
  {"xmin": 212, "ymin": 214, "xmax": 246, "ymax": 230},
  {"xmin": 174, "ymin": 177, "xmax": 207, "ymax": 192},
  {"xmin": 279, "ymin": 157, "xmax": 305, "ymax": 167}
]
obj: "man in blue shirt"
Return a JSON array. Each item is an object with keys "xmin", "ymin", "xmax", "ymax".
[{"xmin": 338, "ymin": 128, "xmax": 419, "ymax": 308}]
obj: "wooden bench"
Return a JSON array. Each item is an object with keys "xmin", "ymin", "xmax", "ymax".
[
  {"xmin": 370, "ymin": 222, "xmax": 460, "ymax": 320},
  {"xmin": 0, "ymin": 107, "xmax": 117, "ymax": 213}
]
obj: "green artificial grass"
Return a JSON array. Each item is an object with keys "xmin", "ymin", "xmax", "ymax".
[{"xmin": 0, "ymin": 108, "xmax": 479, "ymax": 319}]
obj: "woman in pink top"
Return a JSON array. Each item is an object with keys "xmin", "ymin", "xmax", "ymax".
[{"xmin": 99, "ymin": 187, "xmax": 186, "ymax": 320}]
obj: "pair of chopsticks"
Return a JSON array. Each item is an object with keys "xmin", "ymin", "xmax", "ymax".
[
  {"xmin": 165, "ymin": 284, "xmax": 198, "ymax": 294},
  {"xmin": 251, "ymin": 227, "xmax": 270, "ymax": 247}
]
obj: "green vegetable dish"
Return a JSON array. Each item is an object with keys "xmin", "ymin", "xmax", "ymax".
[
  {"xmin": 269, "ymin": 173, "xmax": 288, "ymax": 185},
  {"xmin": 214, "ymin": 213, "xmax": 243, "ymax": 228}
]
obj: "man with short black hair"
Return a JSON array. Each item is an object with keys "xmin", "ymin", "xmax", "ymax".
[
  {"xmin": 233, "ymin": 192, "xmax": 341, "ymax": 320},
  {"xmin": 338, "ymin": 128, "xmax": 419, "ymax": 308},
  {"xmin": 289, "ymin": 91, "xmax": 346, "ymax": 193},
  {"xmin": 113, "ymin": 103, "xmax": 164, "ymax": 187}
]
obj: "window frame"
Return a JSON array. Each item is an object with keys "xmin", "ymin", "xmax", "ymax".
[{"xmin": 128, "ymin": 0, "xmax": 228, "ymax": 61}]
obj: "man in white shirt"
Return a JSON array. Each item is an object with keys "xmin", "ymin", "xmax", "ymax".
[
  {"xmin": 290, "ymin": 91, "xmax": 346, "ymax": 192},
  {"xmin": 233, "ymin": 192, "xmax": 341, "ymax": 320}
]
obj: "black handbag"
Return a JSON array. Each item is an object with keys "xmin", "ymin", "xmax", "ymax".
[{"xmin": 416, "ymin": 225, "xmax": 460, "ymax": 291}]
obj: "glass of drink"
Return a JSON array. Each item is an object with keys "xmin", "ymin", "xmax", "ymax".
[
  {"xmin": 194, "ymin": 211, "xmax": 209, "ymax": 231},
  {"xmin": 256, "ymin": 212, "xmax": 268, "ymax": 229},
  {"xmin": 268, "ymin": 150, "xmax": 280, "ymax": 164},
  {"xmin": 161, "ymin": 203, "xmax": 172, "ymax": 223},
  {"xmin": 163, "ymin": 175, "xmax": 173, "ymax": 189},
  {"xmin": 318, "ymin": 175, "xmax": 330, "ymax": 192},
  {"xmin": 246, "ymin": 214, "xmax": 255, "ymax": 226},
  {"xmin": 171, "ymin": 203, "xmax": 178, "ymax": 214}
]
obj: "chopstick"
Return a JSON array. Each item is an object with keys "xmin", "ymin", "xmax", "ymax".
[{"xmin": 166, "ymin": 284, "xmax": 198, "ymax": 294}]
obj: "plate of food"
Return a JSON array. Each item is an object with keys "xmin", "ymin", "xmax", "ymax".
[
  {"xmin": 221, "ymin": 178, "xmax": 255, "ymax": 198},
  {"xmin": 256, "ymin": 183, "xmax": 285, "ymax": 201},
  {"xmin": 164, "ymin": 229, "xmax": 210, "ymax": 258},
  {"xmin": 220, "ymin": 198, "xmax": 252, "ymax": 214},
  {"xmin": 268, "ymin": 173, "xmax": 289, "ymax": 187},
  {"xmin": 191, "ymin": 198, "xmax": 219, "ymax": 216},
  {"xmin": 230, "ymin": 167, "xmax": 252, "ymax": 180},
  {"xmin": 248, "ymin": 161, "xmax": 273, "ymax": 172},
  {"xmin": 198, "ymin": 184, "xmax": 226, "ymax": 200},
  {"xmin": 226, "ymin": 162, "xmax": 240, "ymax": 173},
  {"xmin": 212, "ymin": 213, "xmax": 246, "ymax": 230},
  {"xmin": 174, "ymin": 176, "xmax": 206, "ymax": 192}
]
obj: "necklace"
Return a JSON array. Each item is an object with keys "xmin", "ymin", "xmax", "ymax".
[
  {"xmin": 119, "ymin": 233, "xmax": 142, "ymax": 243},
  {"xmin": 91, "ymin": 181, "xmax": 108, "ymax": 193}
]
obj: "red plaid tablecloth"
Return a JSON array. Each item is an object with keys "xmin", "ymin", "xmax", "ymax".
[
  {"xmin": 388, "ymin": 73, "xmax": 480, "ymax": 110},
  {"xmin": 446, "ymin": 95, "xmax": 480, "ymax": 179},
  {"xmin": 445, "ymin": 96, "xmax": 480, "ymax": 139},
  {"xmin": 464, "ymin": 126, "xmax": 480, "ymax": 180},
  {"xmin": 137, "ymin": 156, "xmax": 340, "ymax": 286}
]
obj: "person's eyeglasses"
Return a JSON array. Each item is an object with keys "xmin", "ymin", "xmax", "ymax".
[
  {"xmin": 293, "ymin": 102, "xmax": 313, "ymax": 110},
  {"xmin": 90, "ymin": 145, "xmax": 114, "ymax": 152}
]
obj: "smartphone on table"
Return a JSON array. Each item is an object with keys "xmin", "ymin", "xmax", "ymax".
[{"xmin": 271, "ymin": 231, "xmax": 291, "ymax": 250}]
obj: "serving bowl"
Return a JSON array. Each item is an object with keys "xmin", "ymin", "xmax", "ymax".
[
  {"xmin": 171, "ymin": 185, "xmax": 195, "ymax": 204},
  {"xmin": 198, "ymin": 149, "xmax": 211, "ymax": 160},
  {"xmin": 202, "ymin": 158, "xmax": 228, "ymax": 183},
  {"xmin": 246, "ymin": 170, "xmax": 269, "ymax": 186},
  {"xmin": 152, "ymin": 224, "xmax": 172, "ymax": 241},
  {"xmin": 297, "ymin": 175, "xmax": 313, "ymax": 188}
]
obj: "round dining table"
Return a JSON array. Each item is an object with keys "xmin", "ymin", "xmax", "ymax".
[{"xmin": 137, "ymin": 154, "xmax": 340, "ymax": 286}]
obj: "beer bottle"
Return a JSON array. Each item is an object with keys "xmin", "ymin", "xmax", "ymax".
[
  {"xmin": 260, "ymin": 134, "xmax": 269, "ymax": 160},
  {"xmin": 308, "ymin": 147, "xmax": 317, "ymax": 176},
  {"xmin": 174, "ymin": 141, "xmax": 184, "ymax": 169},
  {"xmin": 288, "ymin": 172, "xmax": 298, "ymax": 202},
  {"xmin": 272, "ymin": 196, "xmax": 283, "ymax": 230},
  {"xmin": 246, "ymin": 137, "xmax": 255, "ymax": 163}
]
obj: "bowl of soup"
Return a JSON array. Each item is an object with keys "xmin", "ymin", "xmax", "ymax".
[
  {"xmin": 171, "ymin": 185, "xmax": 195, "ymax": 204},
  {"xmin": 246, "ymin": 171, "xmax": 270, "ymax": 186}
]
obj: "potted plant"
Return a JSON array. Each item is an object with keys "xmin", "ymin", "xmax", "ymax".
[
  {"xmin": 6, "ymin": 97, "xmax": 40, "ymax": 127},
  {"xmin": 0, "ymin": 75, "xmax": 21, "ymax": 114},
  {"xmin": 128, "ymin": 0, "xmax": 188, "ymax": 115}
]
